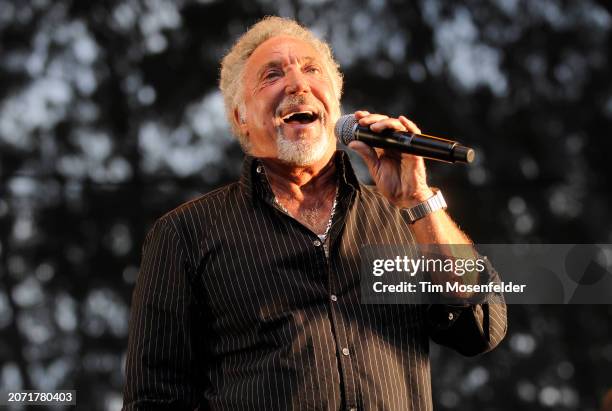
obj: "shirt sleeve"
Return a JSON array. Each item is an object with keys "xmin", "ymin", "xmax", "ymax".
[
  {"xmin": 122, "ymin": 218, "xmax": 207, "ymax": 410},
  {"xmin": 426, "ymin": 258, "xmax": 508, "ymax": 356}
]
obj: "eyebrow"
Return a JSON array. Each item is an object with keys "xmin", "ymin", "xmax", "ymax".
[{"xmin": 255, "ymin": 56, "xmax": 318, "ymax": 80}]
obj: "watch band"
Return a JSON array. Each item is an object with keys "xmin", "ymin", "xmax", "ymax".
[{"xmin": 403, "ymin": 188, "xmax": 447, "ymax": 223}]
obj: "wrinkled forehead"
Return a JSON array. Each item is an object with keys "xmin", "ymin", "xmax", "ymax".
[{"xmin": 246, "ymin": 36, "xmax": 325, "ymax": 73}]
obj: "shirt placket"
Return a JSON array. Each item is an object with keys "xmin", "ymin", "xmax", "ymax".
[
  {"xmin": 255, "ymin": 157, "xmax": 362, "ymax": 411},
  {"xmin": 325, "ymin": 189, "xmax": 361, "ymax": 411}
]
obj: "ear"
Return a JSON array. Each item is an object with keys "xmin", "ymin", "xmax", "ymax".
[{"xmin": 233, "ymin": 107, "xmax": 249, "ymax": 137}]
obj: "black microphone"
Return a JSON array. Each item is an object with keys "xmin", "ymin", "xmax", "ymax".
[{"xmin": 335, "ymin": 114, "xmax": 475, "ymax": 164}]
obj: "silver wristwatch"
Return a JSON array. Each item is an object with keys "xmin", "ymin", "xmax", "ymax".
[{"xmin": 403, "ymin": 189, "xmax": 447, "ymax": 223}]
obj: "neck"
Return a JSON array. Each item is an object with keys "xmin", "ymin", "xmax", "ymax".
[
  {"xmin": 259, "ymin": 151, "xmax": 339, "ymax": 236},
  {"xmin": 260, "ymin": 152, "xmax": 337, "ymax": 202}
]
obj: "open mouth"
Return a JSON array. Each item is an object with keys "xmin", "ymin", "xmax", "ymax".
[{"xmin": 281, "ymin": 111, "xmax": 319, "ymax": 125}]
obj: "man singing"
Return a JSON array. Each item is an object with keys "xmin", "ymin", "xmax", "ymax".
[{"xmin": 123, "ymin": 16, "xmax": 506, "ymax": 411}]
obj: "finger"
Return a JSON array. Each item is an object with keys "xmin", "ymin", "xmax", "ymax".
[
  {"xmin": 381, "ymin": 147, "xmax": 404, "ymax": 160},
  {"xmin": 358, "ymin": 114, "xmax": 389, "ymax": 126},
  {"xmin": 399, "ymin": 116, "xmax": 421, "ymax": 134},
  {"xmin": 354, "ymin": 110, "xmax": 370, "ymax": 119},
  {"xmin": 348, "ymin": 141, "xmax": 379, "ymax": 172},
  {"xmin": 369, "ymin": 118, "xmax": 407, "ymax": 133}
]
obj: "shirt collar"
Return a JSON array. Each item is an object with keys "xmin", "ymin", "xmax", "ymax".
[{"xmin": 239, "ymin": 150, "xmax": 361, "ymax": 201}]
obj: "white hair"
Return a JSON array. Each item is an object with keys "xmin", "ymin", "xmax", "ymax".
[
  {"xmin": 275, "ymin": 126, "xmax": 331, "ymax": 166},
  {"xmin": 219, "ymin": 16, "xmax": 343, "ymax": 150}
]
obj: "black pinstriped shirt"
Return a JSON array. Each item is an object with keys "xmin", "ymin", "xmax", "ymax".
[{"xmin": 122, "ymin": 151, "xmax": 507, "ymax": 411}]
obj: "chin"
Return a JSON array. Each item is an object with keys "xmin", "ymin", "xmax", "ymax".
[{"xmin": 276, "ymin": 127, "xmax": 332, "ymax": 166}]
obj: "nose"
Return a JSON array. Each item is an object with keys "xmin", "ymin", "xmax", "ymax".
[{"xmin": 285, "ymin": 68, "xmax": 310, "ymax": 95}]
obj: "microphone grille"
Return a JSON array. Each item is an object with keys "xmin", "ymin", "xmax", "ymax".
[{"xmin": 334, "ymin": 114, "xmax": 358, "ymax": 145}]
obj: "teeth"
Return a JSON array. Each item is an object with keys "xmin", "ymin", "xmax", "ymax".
[{"xmin": 282, "ymin": 111, "xmax": 314, "ymax": 120}]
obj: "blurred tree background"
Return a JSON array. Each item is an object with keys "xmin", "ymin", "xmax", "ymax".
[{"xmin": 1, "ymin": 0, "xmax": 611, "ymax": 410}]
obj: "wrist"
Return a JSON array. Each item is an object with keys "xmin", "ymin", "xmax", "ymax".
[
  {"xmin": 393, "ymin": 187, "xmax": 435, "ymax": 209},
  {"xmin": 401, "ymin": 188, "xmax": 447, "ymax": 224}
]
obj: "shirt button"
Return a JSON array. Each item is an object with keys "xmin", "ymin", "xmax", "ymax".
[
  {"xmin": 341, "ymin": 347, "xmax": 350, "ymax": 356},
  {"xmin": 313, "ymin": 239, "xmax": 322, "ymax": 247},
  {"xmin": 448, "ymin": 312, "xmax": 455, "ymax": 321},
  {"xmin": 256, "ymin": 165, "xmax": 263, "ymax": 173},
  {"xmin": 330, "ymin": 294, "xmax": 338, "ymax": 302}
]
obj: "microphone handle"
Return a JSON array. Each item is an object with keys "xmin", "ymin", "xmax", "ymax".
[{"xmin": 353, "ymin": 126, "xmax": 475, "ymax": 164}]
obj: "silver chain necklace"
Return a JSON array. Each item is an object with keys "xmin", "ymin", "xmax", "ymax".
[{"xmin": 274, "ymin": 184, "xmax": 338, "ymax": 242}]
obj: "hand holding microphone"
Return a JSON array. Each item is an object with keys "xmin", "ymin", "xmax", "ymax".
[
  {"xmin": 336, "ymin": 111, "xmax": 472, "ymax": 208},
  {"xmin": 335, "ymin": 112, "xmax": 475, "ymax": 164}
]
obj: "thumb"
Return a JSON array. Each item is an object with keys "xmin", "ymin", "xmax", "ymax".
[{"xmin": 348, "ymin": 141, "xmax": 379, "ymax": 172}]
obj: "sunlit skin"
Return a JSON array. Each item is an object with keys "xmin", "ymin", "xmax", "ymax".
[
  {"xmin": 237, "ymin": 36, "xmax": 476, "ymax": 270},
  {"xmin": 236, "ymin": 36, "xmax": 340, "ymax": 233},
  {"xmin": 238, "ymin": 36, "xmax": 339, "ymax": 164}
]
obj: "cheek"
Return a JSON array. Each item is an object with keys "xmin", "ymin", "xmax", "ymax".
[
  {"xmin": 248, "ymin": 114, "xmax": 268, "ymax": 134},
  {"xmin": 246, "ymin": 96, "xmax": 275, "ymax": 130},
  {"xmin": 313, "ymin": 81, "xmax": 338, "ymax": 109}
]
